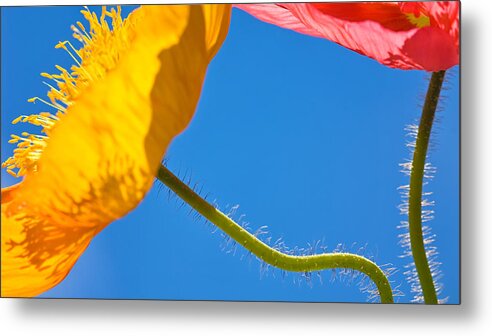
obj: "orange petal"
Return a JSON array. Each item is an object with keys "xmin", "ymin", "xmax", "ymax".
[
  {"xmin": 2, "ymin": 186, "xmax": 97, "ymax": 297},
  {"xmin": 1, "ymin": 4, "xmax": 231, "ymax": 297}
]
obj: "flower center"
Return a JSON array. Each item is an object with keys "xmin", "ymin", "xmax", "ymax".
[
  {"xmin": 405, "ymin": 13, "xmax": 431, "ymax": 29},
  {"xmin": 3, "ymin": 6, "xmax": 137, "ymax": 177}
]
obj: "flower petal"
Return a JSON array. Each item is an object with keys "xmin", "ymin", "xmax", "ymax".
[
  {"xmin": 401, "ymin": 26, "xmax": 458, "ymax": 71},
  {"xmin": 283, "ymin": 3, "xmax": 422, "ymax": 70},
  {"xmin": 1, "ymin": 4, "xmax": 231, "ymax": 297},
  {"xmin": 236, "ymin": 2, "xmax": 459, "ymax": 71},
  {"xmin": 2, "ymin": 186, "xmax": 97, "ymax": 297},
  {"xmin": 421, "ymin": 1, "xmax": 460, "ymax": 49},
  {"xmin": 234, "ymin": 4, "xmax": 324, "ymax": 38},
  {"xmin": 310, "ymin": 2, "xmax": 417, "ymax": 32}
]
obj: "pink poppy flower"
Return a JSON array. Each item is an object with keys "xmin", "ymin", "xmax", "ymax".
[{"xmin": 235, "ymin": 2, "xmax": 459, "ymax": 71}]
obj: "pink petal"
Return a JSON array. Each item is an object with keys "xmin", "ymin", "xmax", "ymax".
[
  {"xmin": 283, "ymin": 3, "xmax": 422, "ymax": 70},
  {"xmin": 236, "ymin": 2, "xmax": 460, "ymax": 71},
  {"xmin": 234, "ymin": 4, "xmax": 324, "ymax": 38},
  {"xmin": 401, "ymin": 26, "xmax": 459, "ymax": 71},
  {"xmin": 421, "ymin": 1, "xmax": 460, "ymax": 49}
]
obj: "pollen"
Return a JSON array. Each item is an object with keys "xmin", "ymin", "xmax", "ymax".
[
  {"xmin": 405, "ymin": 12, "xmax": 431, "ymax": 29},
  {"xmin": 2, "ymin": 6, "xmax": 138, "ymax": 177}
]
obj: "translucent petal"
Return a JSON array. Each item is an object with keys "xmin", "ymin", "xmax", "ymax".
[{"xmin": 1, "ymin": 4, "xmax": 231, "ymax": 297}]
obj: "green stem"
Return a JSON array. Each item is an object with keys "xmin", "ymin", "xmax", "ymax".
[
  {"xmin": 157, "ymin": 164, "xmax": 394, "ymax": 303},
  {"xmin": 408, "ymin": 70, "xmax": 446, "ymax": 304}
]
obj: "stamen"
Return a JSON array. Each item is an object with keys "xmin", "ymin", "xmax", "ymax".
[
  {"xmin": 56, "ymin": 41, "xmax": 82, "ymax": 67},
  {"xmin": 405, "ymin": 13, "xmax": 431, "ymax": 28},
  {"xmin": 3, "ymin": 6, "xmax": 135, "ymax": 177},
  {"xmin": 27, "ymin": 97, "xmax": 65, "ymax": 111}
]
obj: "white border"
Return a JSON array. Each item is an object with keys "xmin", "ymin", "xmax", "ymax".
[{"xmin": 2, "ymin": 0, "xmax": 491, "ymax": 335}]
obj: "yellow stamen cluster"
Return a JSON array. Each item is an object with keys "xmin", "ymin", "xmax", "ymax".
[
  {"xmin": 2, "ymin": 6, "xmax": 137, "ymax": 177},
  {"xmin": 405, "ymin": 12, "xmax": 431, "ymax": 29}
]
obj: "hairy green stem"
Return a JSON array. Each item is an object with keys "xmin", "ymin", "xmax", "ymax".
[
  {"xmin": 157, "ymin": 164, "xmax": 393, "ymax": 303},
  {"xmin": 408, "ymin": 71, "xmax": 446, "ymax": 304}
]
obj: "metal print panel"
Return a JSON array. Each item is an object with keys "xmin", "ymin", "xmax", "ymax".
[{"xmin": 0, "ymin": 2, "xmax": 460, "ymax": 304}]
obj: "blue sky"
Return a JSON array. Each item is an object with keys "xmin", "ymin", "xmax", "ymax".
[{"xmin": 1, "ymin": 5, "xmax": 459, "ymax": 303}]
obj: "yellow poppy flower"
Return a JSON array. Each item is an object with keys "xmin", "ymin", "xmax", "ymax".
[{"xmin": 1, "ymin": 4, "xmax": 231, "ymax": 297}]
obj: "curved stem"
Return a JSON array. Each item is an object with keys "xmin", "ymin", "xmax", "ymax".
[
  {"xmin": 157, "ymin": 164, "xmax": 394, "ymax": 303},
  {"xmin": 408, "ymin": 70, "xmax": 446, "ymax": 304}
]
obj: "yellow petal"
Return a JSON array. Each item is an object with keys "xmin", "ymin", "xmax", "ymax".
[
  {"xmin": 2, "ymin": 185, "xmax": 97, "ymax": 297},
  {"xmin": 202, "ymin": 4, "xmax": 232, "ymax": 61},
  {"xmin": 1, "ymin": 4, "xmax": 231, "ymax": 297}
]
